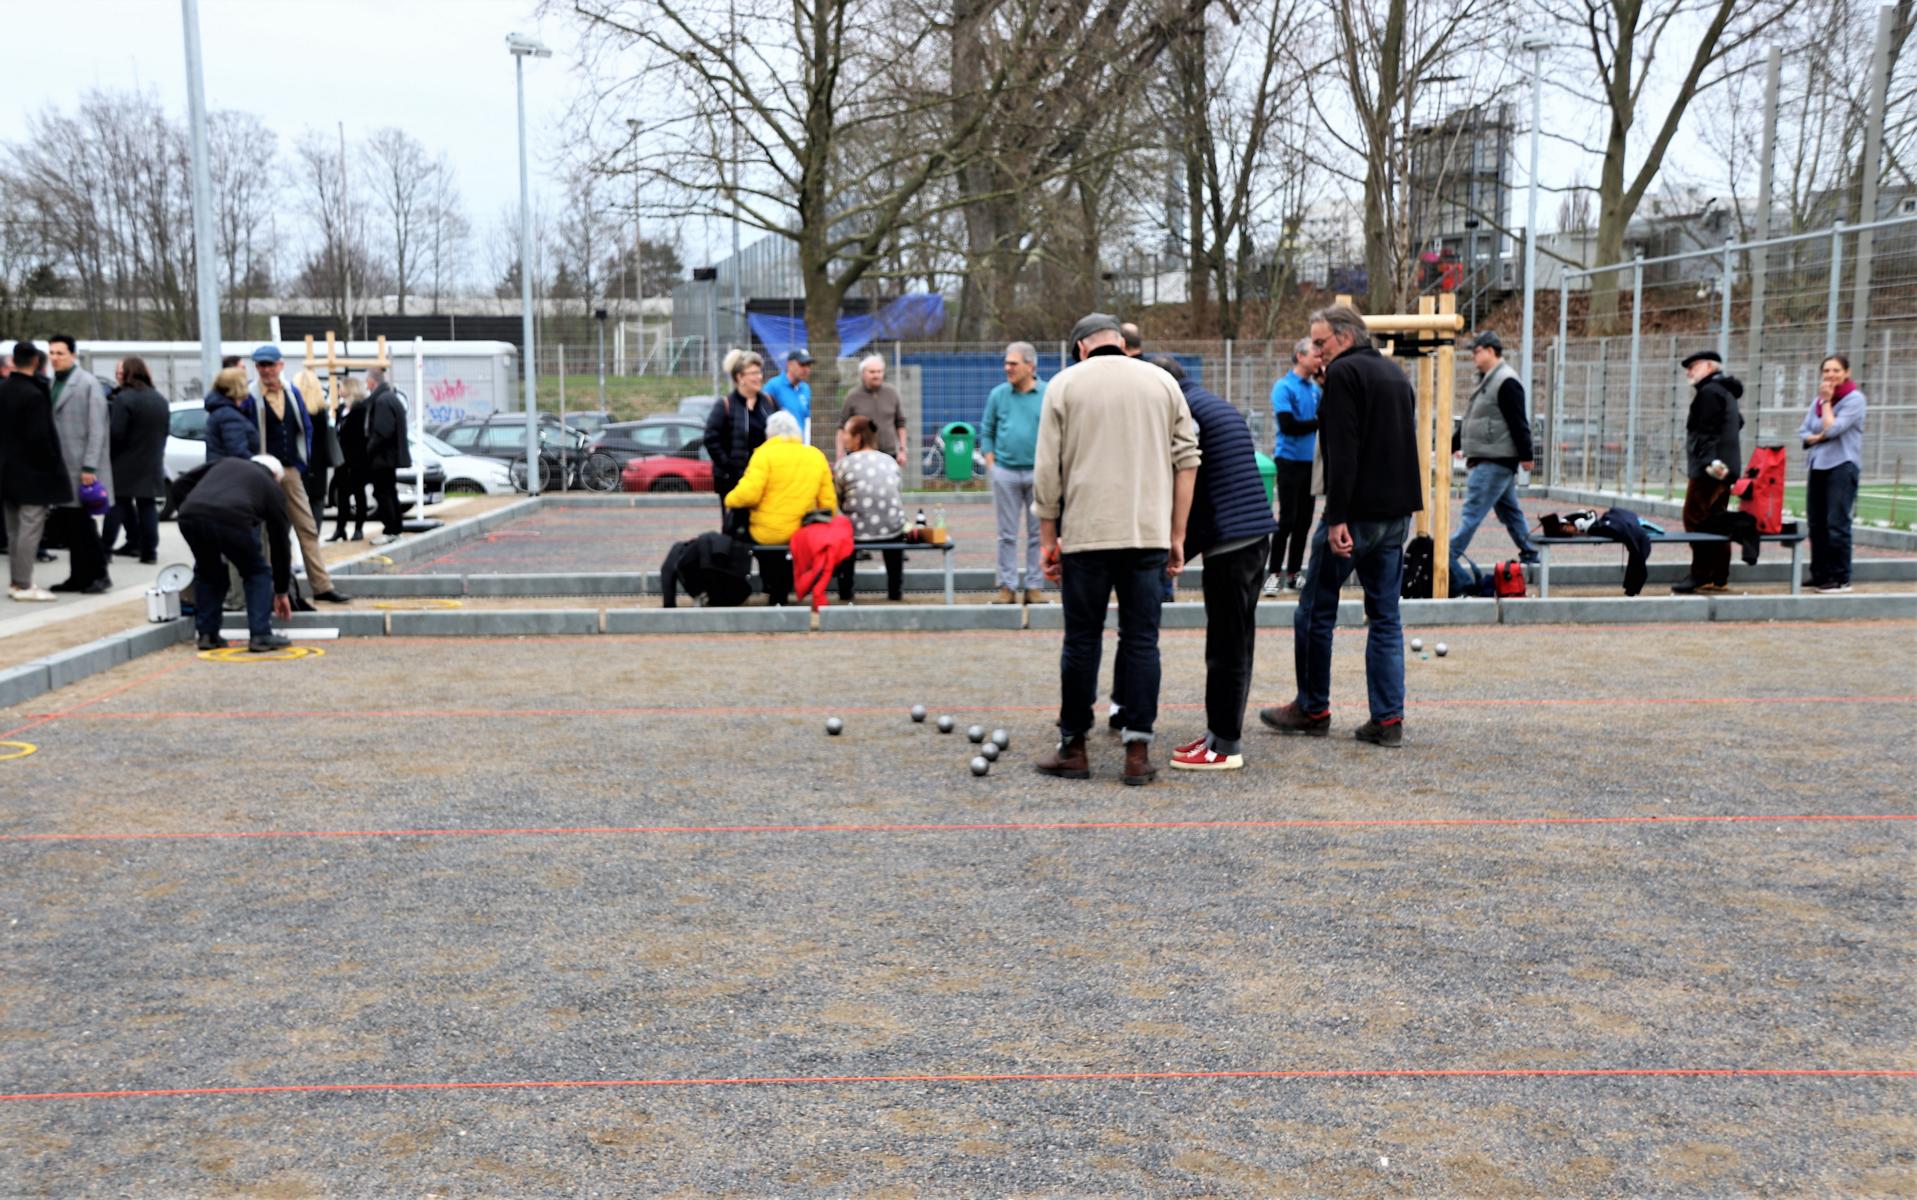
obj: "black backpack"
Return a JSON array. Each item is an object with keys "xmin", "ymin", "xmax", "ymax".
[
  {"xmin": 661, "ymin": 531, "xmax": 754, "ymax": 607},
  {"xmin": 1401, "ymin": 533, "xmax": 1434, "ymax": 599}
]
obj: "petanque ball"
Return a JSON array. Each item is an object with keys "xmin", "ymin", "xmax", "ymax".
[
  {"xmin": 969, "ymin": 756, "xmax": 990, "ymax": 777},
  {"xmin": 910, "ymin": 705, "xmax": 927, "ymax": 723},
  {"xmin": 826, "ymin": 717, "xmax": 844, "ymax": 735},
  {"xmin": 967, "ymin": 724, "xmax": 986, "ymax": 743},
  {"xmin": 1410, "ymin": 637, "xmax": 1424, "ymax": 652},
  {"xmin": 937, "ymin": 715, "xmax": 955, "ymax": 733},
  {"xmin": 1435, "ymin": 642, "xmax": 1449, "ymax": 657},
  {"xmin": 979, "ymin": 741, "xmax": 1001, "ymax": 762},
  {"xmin": 990, "ymin": 729, "xmax": 1009, "ymax": 750}
]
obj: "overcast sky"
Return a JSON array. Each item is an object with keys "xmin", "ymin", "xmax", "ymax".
[{"xmin": 6, "ymin": 0, "xmax": 1721, "ymax": 278}]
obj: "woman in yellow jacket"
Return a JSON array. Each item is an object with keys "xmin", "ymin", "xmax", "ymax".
[{"xmin": 724, "ymin": 410, "xmax": 837, "ymax": 604}]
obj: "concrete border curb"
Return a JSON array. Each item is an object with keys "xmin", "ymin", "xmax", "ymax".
[
  {"xmin": 0, "ymin": 663, "xmax": 52, "ymax": 709},
  {"xmin": 1498, "ymin": 596, "xmax": 1710, "ymax": 624},
  {"xmin": 1710, "ymin": 592, "xmax": 1917, "ymax": 622},
  {"xmin": 605, "ymin": 608, "xmax": 811, "ymax": 635},
  {"xmin": 819, "ymin": 604, "xmax": 1023, "ymax": 632},
  {"xmin": 386, "ymin": 609, "xmax": 601, "ymax": 637}
]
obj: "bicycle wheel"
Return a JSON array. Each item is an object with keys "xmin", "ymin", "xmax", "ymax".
[
  {"xmin": 509, "ymin": 454, "xmax": 552, "ymax": 493},
  {"xmin": 579, "ymin": 451, "xmax": 622, "ymax": 493}
]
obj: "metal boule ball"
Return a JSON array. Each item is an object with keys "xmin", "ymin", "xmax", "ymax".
[
  {"xmin": 937, "ymin": 715, "xmax": 955, "ymax": 733},
  {"xmin": 1410, "ymin": 637, "xmax": 1424, "ymax": 652},
  {"xmin": 1435, "ymin": 642, "xmax": 1449, "ymax": 657},
  {"xmin": 826, "ymin": 717, "xmax": 844, "ymax": 735},
  {"xmin": 979, "ymin": 741, "xmax": 1000, "ymax": 762},
  {"xmin": 969, "ymin": 756, "xmax": 990, "ymax": 777},
  {"xmin": 910, "ymin": 705, "xmax": 927, "ymax": 723},
  {"xmin": 967, "ymin": 724, "xmax": 986, "ymax": 743},
  {"xmin": 990, "ymin": 729, "xmax": 1009, "ymax": 749}
]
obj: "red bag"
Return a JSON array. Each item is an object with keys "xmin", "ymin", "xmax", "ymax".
[
  {"xmin": 1493, "ymin": 561, "xmax": 1526, "ymax": 598},
  {"xmin": 1731, "ymin": 444, "xmax": 1787, "ymax": 534}
]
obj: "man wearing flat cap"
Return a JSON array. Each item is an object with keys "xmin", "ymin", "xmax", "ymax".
[
  {"xmin": 1673, "ymin": 350, "xmax": 1744, "ymax": 594},
  {"xmin": 1448, "ymin": 330, "xmax": 1538, "ymax": 585},
  {"xmin": 1032, "ymin": 312, "xmax": 1200, "ymax": 785}
]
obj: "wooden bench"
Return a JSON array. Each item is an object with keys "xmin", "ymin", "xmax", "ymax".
[
  {"xmin": 764, "ymin": 538, "xmax": 960, "ymax": 603},
  {"xmin": 1532, "ymin": 530, "xmax": 1809, "ymax": 597}
]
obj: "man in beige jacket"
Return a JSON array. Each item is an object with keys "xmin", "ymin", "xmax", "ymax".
[{"xmin": 1032, "ymin": 313, "xmax": 1199, "ymax": 786}]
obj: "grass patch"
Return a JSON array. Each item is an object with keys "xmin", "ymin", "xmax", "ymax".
[
  {"xmin": 1782, "ymin": 482, "xmax": 1917, "ymax": 527},
  {"xmin": 535, "ymin": 374, "xmax": 717, "ymax": 422}
]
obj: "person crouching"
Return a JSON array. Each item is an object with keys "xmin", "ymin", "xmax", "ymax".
[{"xmin": 170, "ymin": 454, "xmax": 295, "ymax": 652}]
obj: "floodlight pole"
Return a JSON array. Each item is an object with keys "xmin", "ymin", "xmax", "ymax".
[
  {"xmin": 509, "ymin": 33, "xmax": 551, "ymax": 494},
  {"xmin": 181, "ymin": 0, "xmax": 223, "ymax": 390},
  {"xmin": 1519, "ymin": 35, "xmax": 1551, "ymax": 409}
]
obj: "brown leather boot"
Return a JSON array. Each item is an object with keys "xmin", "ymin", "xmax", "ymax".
[
  {"xmin": 1122, "ymin": 740, "xmax": 1156, "ymax": 786},
  {"xmin": 1034, "ymin": 735, "xmax": 1090, "ymax": 779}
]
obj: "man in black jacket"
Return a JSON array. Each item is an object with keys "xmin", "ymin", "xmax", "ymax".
[
  {"xmin": 1673, "ymin": 350, "xmax": 1744, "ymax": 593},
  {"xmin": 1260, "ymin": 304, "xmax": 1421, "ymax": 748},
  {"xmin": 362, "ymin": 367, "xmax": 413, "ymax": 545},
  {"xmin": 1, "ymin": 343, "xmax": 71, "ymax": 601},
  {"xmin": 171, "ymin": 454, "xmax": 295, "ymax": 652}
]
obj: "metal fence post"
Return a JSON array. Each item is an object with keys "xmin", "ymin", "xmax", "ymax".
[
  {"xmin": 1626, "ymin": 253, "xmax": 1643, "ymax": 492},
  {"xmin": 1826, "ymin": 221, "xmax": 1844, "ymax": 353},
  {"xmin": 1553, "ymin": 276, "xmax": 1569, "ymax": 485},
  {"xmin": 1718, "ymin": 239, "xmax": 1733, "ymax": 364}
]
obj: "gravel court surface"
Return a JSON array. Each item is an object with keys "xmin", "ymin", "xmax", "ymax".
[{"xmin": 1, "ymin": 624, "xmax": 1913, "ymax": 1195}]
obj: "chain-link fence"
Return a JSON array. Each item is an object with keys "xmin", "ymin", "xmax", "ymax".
[{"xmin": 1547, "ymin": 215, "xmax": 1917, "ymax": 506}]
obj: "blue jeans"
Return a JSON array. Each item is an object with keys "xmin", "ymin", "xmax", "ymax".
[
  {"xmin": 1448, "ymin": 461, "xmax": 1536, "ymax": 582},
  {"xmin": 1059, "ymin": 548, "xmax": 1167, "ymax": 743},
  {"xmin": 1807, "ymin": 462, "xmax": 1858, "ymax": 587},
  {"xmin": 181, "ymin": 517, "xmax": 273, "ymax": 639},
  {"xmin": 1293, "ymin": 517, "xmax": 1409, "ymax": 722}
]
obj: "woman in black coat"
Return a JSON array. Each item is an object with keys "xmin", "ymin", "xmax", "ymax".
[
  {"xmin": 701, "ymin": 349, "xmax": 779, "ymax": 534},
  {"xmin": 103, "ymin": 357, "xmax": 172, "ymax": 563},
  {"xmin": 329, "ymin": 378, "xmax": 371, "ymax": 541}
]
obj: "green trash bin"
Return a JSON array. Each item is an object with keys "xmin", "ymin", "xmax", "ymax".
[
  {"xmin": 940, "ymin": 421, "xmax": 977, "ymax": 483},
  {"xmin": 1255, "ymin": 450, "xmax": 1277, "ymax": 507}
]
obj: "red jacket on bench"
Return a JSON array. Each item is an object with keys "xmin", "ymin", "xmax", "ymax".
[{"xmin": 790, "ymin": 514, "xmax": 854, "ymax": 611}]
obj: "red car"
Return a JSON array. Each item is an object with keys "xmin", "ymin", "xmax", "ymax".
[{"xmin": 609, "ymin": 417, "xmax": 714, "ymax": 493}]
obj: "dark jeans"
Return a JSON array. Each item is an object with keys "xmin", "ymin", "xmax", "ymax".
[
  {"xmin": 1806, "ymin": 462, "xmax": 1858, "ymax": 587},
  {"xmin": 1059, "ymin": 547, "xmax": 1168, "ymax": 743},
  {"xmin": 1200, "ymin": 536, "xmax": 1268, "ymax": 752},
  {"xmin": 754, "ymin": 546, "xmax": 794, "ymax": 605},
  {"xmin": 1293, "ymin": 516, "xmax": 1409, "ymax": 722},
  {"xmin": 1682, "ymin": 475, "xmax": 1732, "ymax": 585},
  {"xmin": 181, "ymin": 517, "xmax": 272, "ymax": 639},
  {"xmin": 101, "ymin": 495, "xmax": 159, "ymax": 558},
  {"xmin": 1270, "ymin": 459, "xmax": 1315, "ymax": 577},
  {"xmin": 47, "ymin": 507, "xmax": 107, "ymax": 586},
  {"xmin": 368, "ymin": 465, "xmax": 402, "ymax": 536},
  {"xmin": 834, "ymin": 546, "xmax": 904, "ymax": 601}
]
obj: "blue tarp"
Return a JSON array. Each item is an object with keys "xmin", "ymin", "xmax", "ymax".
[{"xmin": 746, "ymin": 294, "xmax": 948, "ymax": 362}]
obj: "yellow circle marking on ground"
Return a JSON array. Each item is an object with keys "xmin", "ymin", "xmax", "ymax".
[
  {"xmin": 198, "ymin": 645, "xmax": 327, "ymax": 663},
  {"xmin": 0, "ymin": 741, "xmax": 37, "ymax": 762},
  {"xmin": 372, "ymin": 598, "xmax": 464, "ymax": 610},
  {"xmin": 368, "ymin": 555, "xmax": 395, "ymax": 565}
]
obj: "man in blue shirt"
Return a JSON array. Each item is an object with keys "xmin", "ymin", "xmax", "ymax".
[
  {"xmin": 762, "ymin": 349, "xmax": 813, "ymax": 441},
  {"xmin": 980, "ymin": 340, "xmax": 1047, "ymax": 603},
  {"xmin": 1267, "ymin": 335, "xmax": 1321, "ymax": 592}
]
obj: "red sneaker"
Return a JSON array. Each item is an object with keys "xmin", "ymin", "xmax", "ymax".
[
  {"xmin": 1171, "ymin": 734, "xmax": 1208, "ymax": 756},
  {"xmin": 1170, "ymin": 742, "xmax": 1244, "ymax": 771}
]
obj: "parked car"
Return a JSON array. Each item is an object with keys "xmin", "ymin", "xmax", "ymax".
[
  {"xmin": 416, "ymin": 432, "xmax": 513, "ymax": 494},
  {"xmin": 563, "ymin": 410, "xmax": 614, "ymax": 435},
  {"xmin": 165, "ymin": 400, "xmax": 453, "ymax": 507},
  {"xmin": 677, "ymin": 394, "xmax": 722, "ymax": 418},
  {"xmin": 435, "ymin": 414, "xmax": 596, "ymax": 462},
  {"xmin": 611, "ymin": 416, "xmax": 714, "ymax": 493}
]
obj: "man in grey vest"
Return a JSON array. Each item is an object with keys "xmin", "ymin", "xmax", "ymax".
[{"xmin": 1447, "ymin": 331, "xmax": 1538, "ymax": 586}]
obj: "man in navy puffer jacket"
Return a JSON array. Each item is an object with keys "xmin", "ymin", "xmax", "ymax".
[{"xmin": 1150, "ymin": 356, "xmax": 1277, "ymax": 771}]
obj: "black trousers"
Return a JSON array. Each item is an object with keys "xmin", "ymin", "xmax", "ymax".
[
  {"xmin": 330, "ymin": 465, "xmax": 368, "ymax": 534},
  {"xmin": 1059, "ymin": 547, "xmax": 1167, "ymax": 741},
  {"xmin": 834, "ymin": 547, "xmax": 904, "ymax": 601},
  {"xmin": 1200, "ymin": 536, "xmax": 1268, "ymax": 750},
  {"xmin": 367, "ymin": 466, "xmax": 402, "ymax": 535},
  {"xmin": 754, "ymin": 546, "xmax": 794, "ymax": 605},
  {"xmin": 47, "ymin": 507, "xmax": 107, "ymax": 586},
  {"xmin": 1681, "ymin": 475, "xmax": 1732, "ymax": 586},
  {"xmin": 1806, "ymin": 462, "xmax": 1858, "ymax": 587},
  {"xmin": 102, "ymin": 495, "xmax": 159, "ymax": 558},
  {"xmin": 1270, "ymin": 459, "xmax": 1315, "ymax": 577}
]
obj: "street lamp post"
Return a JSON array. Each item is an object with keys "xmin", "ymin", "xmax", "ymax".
[
  {"xmin": 180, "ymin": 0, "xmax": 222, "ymax": 390},
  {"xmin": 1519, "ymin": 35, "xmax": 1551, "ymax": 412},
  {"xmin": 508, "ymin": 32, "xmax": 552, "ymax": 493}
]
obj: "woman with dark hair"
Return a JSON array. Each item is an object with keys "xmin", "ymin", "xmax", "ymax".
[
  {"xmin": 1800, "ymin": 353, "xmax": 1868, "ymax": 593},
  {"xmin": 103, "ymin": 356, "xmax": 171, "ymax": 563},
  {"xmin": 703, "ymin": 348, "xmax": 780, "ymax": 534},
  {"xmin": 832, "ymin": 414, "xmax": 906, "ymax": 602}
]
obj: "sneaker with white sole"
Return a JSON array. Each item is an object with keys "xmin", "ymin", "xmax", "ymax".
[
  {"xmin": 9, "ymin": 586, "xmax": 56, "ymax": 602},
  {"xmin": 1816, "ymin": 583, "xmax": 1854, "ymax": 594},
  {"xmin": 1171, "ymin": 742, "xmax": 1244, "ymax": 770},
  {"xmin": 1263, "ymin": 573, "xmax": 1281, "ymax": 597}
]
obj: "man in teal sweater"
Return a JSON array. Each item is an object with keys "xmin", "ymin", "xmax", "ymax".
[{"xmin": 981, "ymin": 340, "xmax": 1047, "ymax": 603}]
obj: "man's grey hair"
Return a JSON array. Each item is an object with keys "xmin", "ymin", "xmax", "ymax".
[
  {"xmin": 766, "ymin": 410, "xmax": 802, "ymax": 441},
  {"xmin": 859, "ymin": 354, "xmax": 886, "ymax": 373},
  {"xmin": 1308, "ymin": 304, "xmax": 1372, "ymax": 350},
  {"xmin": 1005, "ymin": 341, "xmax": 1036, "ymax": 365},
  {"xmin": 250, "ymin": 453, "xmax": 286, "ymax": 481},
  {"xmin": 366, "ymin": 365, "xmax": 385, "ymax": 384},
  {"xmin": 1292, "ymin": 337, "xmax": 1314, "ymax": 363}
]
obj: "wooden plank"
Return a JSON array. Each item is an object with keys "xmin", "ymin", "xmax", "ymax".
[
  {"xmin": 1414, "ymin": 296, "xmax": 1435, "ymax": 538},
  {"xmin": 1433, "ymin": 294, "xmax": 1458, "ymax": 599}
]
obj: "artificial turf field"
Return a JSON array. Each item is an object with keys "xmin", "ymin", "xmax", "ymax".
[{"xmin": 1, "ymin": 620, "xmax": 1912, "ymax": 1196}]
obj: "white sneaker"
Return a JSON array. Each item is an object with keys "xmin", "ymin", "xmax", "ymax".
[
  {"xmin": 1263, "ymin": 573, "xmax": 1280, "ymax": 596},
  {"xmin": 1816, "ymin": 583, "xmax": 1854, "ymax": 594},
  {"xmin": 9, "ymin": 586, "xmax": 56, "ymax": 602},
  {"xmin": 370, "ymin": 533, "xmax": 396, "ymax": 547}
]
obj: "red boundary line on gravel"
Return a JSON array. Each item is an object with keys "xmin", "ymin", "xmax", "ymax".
[
  {"xmin": 21, "ymin": 694, "xmax": 1916, "ymax": 724},
  {"xmin": 0, "ymin": 659, "xmax": 195, "ymax": 742},
  {"xmin": 5, "ymin": 1066, "xmax": 1911, "ymax": 1104},
  {"xmin": 4, "ymin": 812, "xmax": 1910, "ymax": 846}
]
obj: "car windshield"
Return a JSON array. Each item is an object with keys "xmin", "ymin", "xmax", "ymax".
[{"xmin": 417, "ymin": 433, "xmax": 459, "ymax": 456}]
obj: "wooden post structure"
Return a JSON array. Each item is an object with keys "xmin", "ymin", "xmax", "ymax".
[
  {"xmin": 1414, "ymin": 296, "xmax": 1437, "ymax": 540},
  {"xmin": 1432, "ymin": 294, "xmax": 1457, "ymax": 599}
]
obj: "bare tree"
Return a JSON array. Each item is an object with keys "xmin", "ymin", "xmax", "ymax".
[
  {"xmin": 208, "ymin": 110, "xmax": 278, "ymax": 332},
  {"xmin": 552, "ymin": 169, "xmax": 610, "ymax": 315},
  {"xmin": 421, "ymin": 157, "xmax": 471, "ymax": 313},
  {"xmin": 293, "ymin": 129, "xmax": 377, "ymax": 326},
  {"xmin": 362, "ymin": 127, "xmax": 436, "ymax": 315}
]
